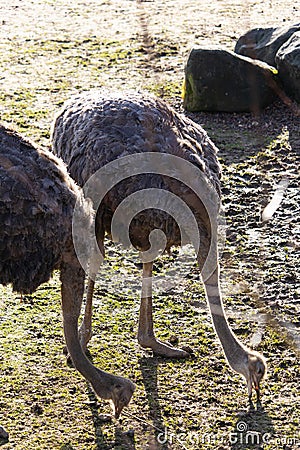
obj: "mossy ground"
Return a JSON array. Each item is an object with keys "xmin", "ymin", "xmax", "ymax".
[{"xmin": 0, "ymin": 1, "xmax": 299, "ymax": 449}]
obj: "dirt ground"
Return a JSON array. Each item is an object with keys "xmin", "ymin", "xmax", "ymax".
[{"xmin": 0, "ymin": 1, "xmax": 300, "ymax": 449}]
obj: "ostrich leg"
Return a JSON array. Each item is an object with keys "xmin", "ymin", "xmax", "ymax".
[
  {"xmin": 78, "ymin": 277, "xmax": 95, "ymax": 351},
  {"xmin": 63, "ymin": 276, "xmax": 95, "ymax": 357},
  {"xmin": 79, "ymin": 236, "xmax": 104, "ymax": 351},
  {"xmin": 138, "ymin": 261, "xmax": 189, "ymax": 358},
  {"xmin": 60, "ymin": 253, "xmax": 135, "ymax": 418}
]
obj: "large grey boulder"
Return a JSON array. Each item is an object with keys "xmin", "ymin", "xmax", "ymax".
[
  {"xmin": 235, "ymin": 23, "xmax": 300, "ymax": 66},
  {"xmin": 276, "ymin": 31, "xmax": 300, "ymax": 103},
  {"xmin": 183, "ymin": 48, "xmax": 278, "ymax": 113}
]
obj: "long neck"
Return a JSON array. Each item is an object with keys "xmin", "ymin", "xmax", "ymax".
[
  {"xmin": 60, "ymin": 258, "xmax": 114, "ymax": 399},
  {"xmin": 203, "ymin": 267, "xmax": 248, "ymax": 375}
]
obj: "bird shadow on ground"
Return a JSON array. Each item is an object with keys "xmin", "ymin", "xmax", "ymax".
[
  {"xmin": 85, "ymin": 383, "xmax": 115, "ymax": 450},
  {"xmin": 65, "ymin": 347, "xmax": 115, "ymax": 450},
  {"xmin": 230, "ymin": 405, "xmax": 275, "ymax": 450},
  {"xmin": 83, "ymin": 349, "xmax": 137, "ymax": 450},
  {"xmin": 84, "ymin": 379, "xmax": 136, "ymax": 450},
  {"xmin": 139, "ymin": 356, "xmax": 167, "ymax": 449},
  {"xmin": 114, "ymin": 426, "xmax": 137, "ymax": 450},
  {"xmin": 186, "ymin": 100, "xmax": 297, "ymax": 167},
  {"xmin": 138, "ymin": 355, "xmax": 189, "ymax": 450},
  {"xmin": 84, "ymin": 354, "xmax": 174, "ymax": 450}
]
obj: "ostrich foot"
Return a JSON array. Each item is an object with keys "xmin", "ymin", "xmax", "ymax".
[{"xmin": 138, "ymin": 335, "xmax": 191, "ymax": 358}]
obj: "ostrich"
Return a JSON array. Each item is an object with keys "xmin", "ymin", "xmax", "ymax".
[
  {"xmin": 51, "ymin": 90, "xmax": 266, "ymax": 407},
  {"xmin": 0, "ymin": 125, "xmax": 135, "ymax": 422}
]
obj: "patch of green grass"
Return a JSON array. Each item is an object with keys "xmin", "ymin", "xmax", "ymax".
[{"xmin": 146, "ymin": 80, "xmax": 183, "ymax": 99}]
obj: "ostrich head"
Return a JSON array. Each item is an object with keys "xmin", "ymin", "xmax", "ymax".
[
  {"xmin": 244, "ymin": 351, "xmax": 267, "ymax": 401},
  {"xmin": 110, "ymin": 378, "xmax": 136, "ymax": 419}
]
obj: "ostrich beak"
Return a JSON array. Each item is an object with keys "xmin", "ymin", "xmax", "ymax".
[
  {"xmin": 110, "ymin": 398, "xmax": 125, "ymax": 419},
  {"xmin": 247, "ymin": 376, "xmax": 261, "ymax": 402},
  {"xmin": 254, "ymin": 383, "xmax": 260, "ymax": 401},
  {"xmin": 249, "ymin": 375, "xmax": 261, "ymax": 403},
  {"xmin": 110, "ymin": 381, "xmax": 136, "ymax": 419}
]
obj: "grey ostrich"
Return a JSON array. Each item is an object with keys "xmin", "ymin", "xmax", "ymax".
[
  {"xmin": 0, "ymin": 125, "xmax": 135, "ymax": 422},
  {"xmin": 51, "ymin": 90, "xmax": 266, "ymax": 406}
]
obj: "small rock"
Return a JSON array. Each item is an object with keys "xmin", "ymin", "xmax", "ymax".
[
  {"xmin": 0, "ymin": 426, "xmax": 9, "ymax": 440},
  {"xmin": 126, "ymin": 429, "xmax": 135, "ymax": 438},
  {"xmin": 98, "ymin": 414, "xmax": 112, "ymax": 423},
  {"xmin": 190, "ymin": 300, "xmax": 202, "ymax": 307},
  {"xmin": 181, "ymin": 345, "xmax": 194, "ymax": 355},
  {"xmin": 60, "ymin": 444, "xmax": 73, "ymax": 450},
  {"xmin": 31, "ymin": 403, "xmax": 43, "ymax": 416},
  {"xmin": 69, "ymin": 386, "xmax": 76, "ymax": 395},
  {"xmin": 169, "ymin": 334, "xmax": 179, "ymax": 345}
]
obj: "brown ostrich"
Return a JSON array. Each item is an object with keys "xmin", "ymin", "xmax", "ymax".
[
  {"xmin": 51, "ymin": 90, "xmax": 266, "ymax": 406},
  {"xmin": 0, "ymin": 125, "xmax": 135, "ymax": 426}
]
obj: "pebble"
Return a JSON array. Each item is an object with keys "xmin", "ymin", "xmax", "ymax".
[
  {"xmin": 126, "ymin": 429, "xmax": 135, "ymax": 438},
  {"xmin": 0, "ymin": 426, "xmax": 8, "ymax": 440},
  {"xmin": 31, "ymin": 403, "xmax": 43, "ymax": 415},
  {"xmin": 98, "ymin": 414, "xmax": 112, "ymax": 423},
  {"xmin": 169, "ymin": 334, "xmax": 179, "ymax": 344}
]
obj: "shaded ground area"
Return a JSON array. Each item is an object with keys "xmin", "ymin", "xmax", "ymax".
[{"xmin": 0, "ymin": 1, "xmax": 299, "ymax": 449}]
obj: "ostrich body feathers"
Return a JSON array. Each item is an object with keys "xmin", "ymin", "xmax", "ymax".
[
  {"xmin": 0, "ymin": 125, "xmax": 91, "ymax": 293},
  {"xmin": 52, "ymin": 91, "xmax": 221, "ymax": 252}
]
